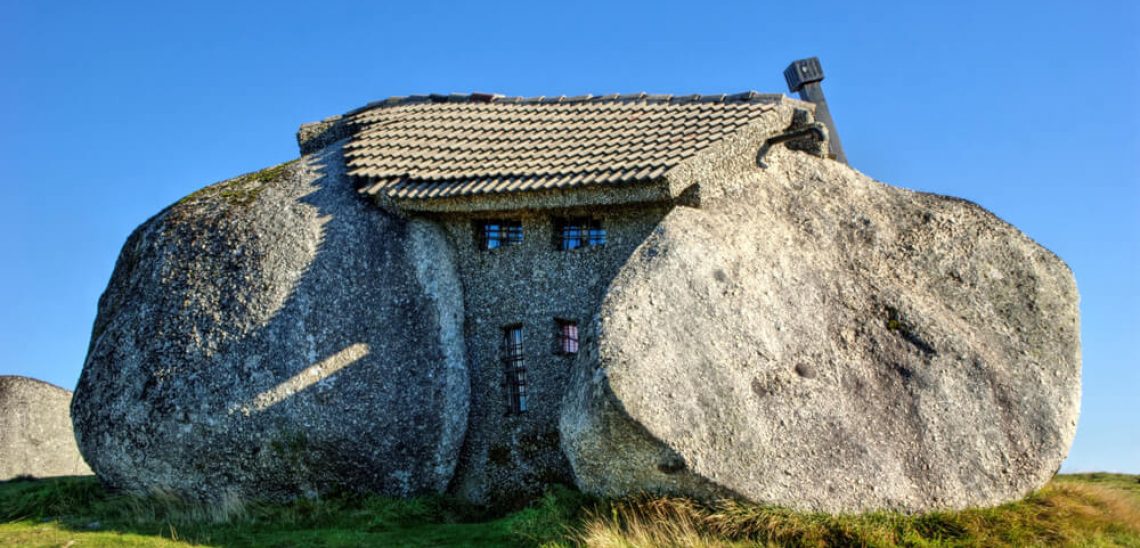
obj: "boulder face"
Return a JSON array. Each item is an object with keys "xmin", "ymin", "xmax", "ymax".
[
  {"xmin": 561, "ymin": 148, "xmax": 1081, "ymax": 513},
  {"xmin": 72, "ymin": 145, "xmax": 468, "ymax": 501},
  {"xmin": 75, "ymin": 130, "xmax": 1079, "ymax": 512},
  {"xmin": 0, "ymin": 376, "xmax": 92, "ymax": 480}
]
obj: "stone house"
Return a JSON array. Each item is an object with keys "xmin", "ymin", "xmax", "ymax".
[
  {"xmin": 296, "ymin": 92, "xmax": 829, "ymax": 502},
  {"xmin": 74, "ymin": 75, "xmax": 1078, "ymax": 513}
]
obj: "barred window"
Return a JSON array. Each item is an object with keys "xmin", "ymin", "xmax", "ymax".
[
  {"xmin": 477, "ymin": 220, "xmax": 524, "ymax": 250},
  {"xmin": 503, "ymin": 325, "xmax": 527, "ymax": 413},
  {"xmin": 556, "ymin": 319, "xmax": 579, "ymax": 354},
  {"xmin": 555, "ymin": 218, "xmax": 605, "ymax": 250}
]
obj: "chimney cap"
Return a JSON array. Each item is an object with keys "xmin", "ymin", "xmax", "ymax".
[{"xmin": 784, "ymin": 57, "xmax": 825, "ymax": 93}]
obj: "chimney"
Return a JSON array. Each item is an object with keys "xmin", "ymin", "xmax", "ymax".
[{"xmin": 783, "ymin": 57, "xmax": 847, "ymax": 164}]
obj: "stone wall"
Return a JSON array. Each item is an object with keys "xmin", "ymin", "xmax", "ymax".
[{"xmin": 435, "ymin": 203, "xmax": 671, "ymax": 503}]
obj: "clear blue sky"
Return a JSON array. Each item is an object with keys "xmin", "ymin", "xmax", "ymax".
[{"xmin": 1, "ymin": 1, "xmax": 1136, "ymax": 473}]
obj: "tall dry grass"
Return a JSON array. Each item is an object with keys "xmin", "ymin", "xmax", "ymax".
[{"xmin": 576, "ymin": 479, "xmax": 1140, "ymax": 547}]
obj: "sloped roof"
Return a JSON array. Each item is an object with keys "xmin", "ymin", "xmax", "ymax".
[{"xmin": 343, "ymin": 92, "xmax": 790, "ymax": 201}]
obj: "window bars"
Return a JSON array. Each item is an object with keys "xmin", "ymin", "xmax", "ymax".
[
  {"xmin": 555, "ymin": 218, "xmax": 605, "ymax": 250},
  {"xmin": 502, "ymin": 325, "xmax": 527, "ymax": 413},
  {"xmin": 556, "ymin": 319, "xmax": 579, "ymax": 354},
  {"xmin": 478, "ymin": 220, "xmax": 524, "ymax": 250}
]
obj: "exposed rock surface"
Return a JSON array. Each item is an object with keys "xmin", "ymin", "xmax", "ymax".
[
  {"xmin": 561, "ymin": 147, "xmax": 1081, "ymax": 513},
  {"xmin": 75, "ymin": 117, "xmax": 1079, "ymax": 513},
  {"xmin": 0, "ymin": 376, "xmax": 92, "ymax": 480},
  {"xmin": 72, "ymin": 144, "xmax": 468, "ymax": 501}
]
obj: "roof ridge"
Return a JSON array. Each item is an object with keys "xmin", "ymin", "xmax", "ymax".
[{"xmin": 344, "ymin": 91, "xmax": 788, "ymax": 117}]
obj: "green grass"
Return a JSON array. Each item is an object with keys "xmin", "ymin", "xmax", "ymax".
[
  {"xmin": 0, "ymin": 476, "xmax": 583, "ymax": 547},
  {"xmin": 2, "ymin": 474, "xmax": 1137, "ymax": 547}
]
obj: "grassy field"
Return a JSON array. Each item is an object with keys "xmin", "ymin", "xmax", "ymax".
[{"xmin": 1, "ymin": 473, "xmax": 1137, "ymax": 547}]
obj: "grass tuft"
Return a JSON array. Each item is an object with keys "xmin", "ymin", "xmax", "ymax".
[{"xmin": 577, "ymin": 476, "xmax": 1140, "ymax": 547}]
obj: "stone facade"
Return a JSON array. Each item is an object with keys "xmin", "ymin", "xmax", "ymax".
[
  {"xmin": 434, "ymin": 204, "xmax": 670, "ymax": 502},
  {"xmin": 365, "ymin": 101, "xmax": 817, "ymax": 502}
]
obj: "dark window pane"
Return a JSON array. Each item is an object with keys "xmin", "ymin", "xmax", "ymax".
[
  {"xmin": 503, "ymin": 325, "xmax": 526, "ymax": 413},
  {"xmin": 505, "ymin": 223, "xmax": 524, "ymax": 244},
  {"xmin": 562, "ymin": 224, "xmax": 583, "ymax": 250},
  {"xmin": 479, "ymin": 220, "xmax": 523, "ymax": 250},
  {"xmin": 556, "ymin": 217, "xmax": 604, "ymax": 250},
  {"xmin": 587, "ymin": 222, "xmax": 606, "ymax": 246}
]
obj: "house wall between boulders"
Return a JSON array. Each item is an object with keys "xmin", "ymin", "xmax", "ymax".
[{"xmin": 431, "ymin": 202, "xmax": 672, "ymax": 503}]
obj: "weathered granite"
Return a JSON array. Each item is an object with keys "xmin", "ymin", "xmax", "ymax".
[
  {"xmin": 72, "ymin": 144, "xmax": 469, "ymax": 501},
  {"xmin": 75, "ymin": 95, "xmax": 1080, "ymax": 513},
  {"xmin": 560, "ymin": 145, "xmax": 1081, "ymax": 513},
  {"xmin": 0, "ymin": 376, "xmax": 92, "ymax": 480}
]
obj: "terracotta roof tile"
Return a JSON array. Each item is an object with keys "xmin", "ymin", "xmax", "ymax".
[{"xmin": 343, "ymin": 92, "xmax": 787, "ymax": 200}]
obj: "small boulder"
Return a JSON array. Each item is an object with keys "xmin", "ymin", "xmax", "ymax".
[{"xmin": 0, "ymin": 376, "xmax": 92, "ymax": 480}]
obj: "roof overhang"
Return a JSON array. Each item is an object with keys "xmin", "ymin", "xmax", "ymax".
[{"xmin": 296, "ymin": 92, "xmax": 825, "ymax": 214}]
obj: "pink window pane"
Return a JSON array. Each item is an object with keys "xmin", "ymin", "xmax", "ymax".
[{"xmin": 561, "ymin": 322, "xmax": 579, "ymax": 354}]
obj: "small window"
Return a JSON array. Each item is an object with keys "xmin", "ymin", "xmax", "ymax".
[
  {"xmin": 556, "ymin": 319, "xmax": 579, "ymax": 355},
  {"xmin": 502, "ymin": 325, "xmax": 527, "ymax": 413},
  {"xmin": 555, "ymin": 218, "xmax": 605, "ymax": 250},
  {"xmin": 477, "ymin": 220, "xmax": 523, "ymax": 250}
]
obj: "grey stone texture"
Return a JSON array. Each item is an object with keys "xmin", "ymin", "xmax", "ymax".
[
  {"xmin": 438, "ymin": 205, "xmax": 669, "ymax": 503},
  {"xmin": 74, "ymin": 98, "xmax": 1079, "ymax": 513},
  {"xmin": 72, "ymin": 146, "xmax": 469, "ymax": 501},
  {"xmin": 0, "ymin": 376, "xmax": 92, "ymax": 480},
  {"xmin": 561, "ymin": 145, "xmax": 1080, "ymax": 513}
]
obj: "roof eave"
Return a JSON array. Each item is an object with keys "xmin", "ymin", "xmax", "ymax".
[{"xmin": 370, "ymin": 178, "xmax": 675, "ymax": 215}]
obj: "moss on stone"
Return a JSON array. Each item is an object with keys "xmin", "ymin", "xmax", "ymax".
[{"xmin": 178, "ymin": 161, "xmax": 297, "ymax": 208}]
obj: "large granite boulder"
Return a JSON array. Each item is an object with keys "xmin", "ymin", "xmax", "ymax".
[
  {"xmin": 72, "ymin": 144, "xmax": 468, "ymax": 501},
  {"xmin": 0, "ymin": 376, "xmax": 92, "ymax": 480},
  {"xmin": 561, "ymin": 148, "xmax": 1081, "ymax": 513}
]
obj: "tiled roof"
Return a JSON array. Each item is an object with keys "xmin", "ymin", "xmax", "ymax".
[{"xmin": 344, "ymin": 92, "xmax": 788, "ymax": 200}]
